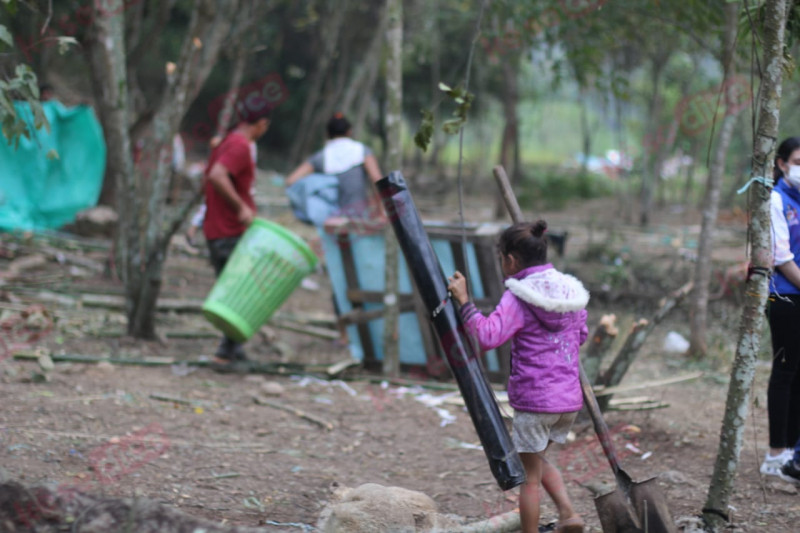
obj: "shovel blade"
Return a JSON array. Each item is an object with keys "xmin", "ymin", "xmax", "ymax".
[
  {"xmin": 630, "ymin": 478, "xmax": 678, "ymax": 533},
  {"xmin": 594, "ymin": 489, "xmax": 642, "ymax": 533}
]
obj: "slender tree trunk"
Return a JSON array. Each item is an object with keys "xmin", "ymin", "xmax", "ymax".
[
  {"xmin": 428, "ymin": 2, "xmax": 443, "ymax": 175},
  {"xmin": 703, "ymin": 0, "xmax": 788, "ymax": 529},
  {"xmin": 640, "ymin": 54, "xmax": 669, "ymax": 226},
  {"xmin": 579, "ymin": 87, "xmax": 591, "ymax": 177},
  {"xmin": 494, "ymin": 53, "xmax": 520, "ymax": 219},
  {"xmin": 689, "ymin": 1, "xmax": 739, "ymax": 358},
  {"xmin": 682, "ymin": 139, "xmax": 702, "ymax": 205},
  {"xmin": 341, "ymin": 5, "xmax": 386, "ymax": 120},
  {"xmin": 88, "ymin": 0, "xmax": 241, "ymax": 338},
  {"xmin": 382, "ymin": 0, "xmax": 402, "ymax": 377},
  {"xmin": 288, "ymin": 0, "xmax": 349, "ymax": 164},
  {"xmin": 87, "ymin": 0, "xmax": 137, "ymax": 301},
  {"xmin": 215, "ymin": 46, "xmax": 248, "ymax": 139}
]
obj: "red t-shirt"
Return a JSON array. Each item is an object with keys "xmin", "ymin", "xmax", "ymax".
[{"xmin": 203, "ymin": 132, "xmax": 256, "ymax": 240}]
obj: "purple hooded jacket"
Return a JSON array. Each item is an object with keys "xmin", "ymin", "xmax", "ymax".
[{"xmin": 459, "ymin": 264, "xmax": 589, "ymax": 413}]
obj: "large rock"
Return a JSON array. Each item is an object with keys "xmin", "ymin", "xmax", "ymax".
[
  {"xmin": 317, "ymin": 483, "xmax": 460, "ymax": 533},
  {"xmin": 72, "ymin": 206, "xmax": 118, "ymax": 238}
]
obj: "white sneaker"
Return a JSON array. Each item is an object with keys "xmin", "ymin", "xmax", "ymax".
[{"xmin": 760, "ymin": 450, "xmax": 793, "ymax": 476}]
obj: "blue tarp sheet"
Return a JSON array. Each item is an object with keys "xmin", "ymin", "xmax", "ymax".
[{"xmin": 0, "ymin": 101, "xmax": 106, "ymax": 231}]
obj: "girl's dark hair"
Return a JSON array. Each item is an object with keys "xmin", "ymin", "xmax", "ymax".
[
  {"xmin": 498, "ymin": 220, "xmax": 548, "ymax": 268},
  {"xmin": 327, "ymin": 113, "xmax": 351, "ymax": 138},
  {"xmin": 774, "ymin": 136, "xmax": 800, "ymax": 181}
]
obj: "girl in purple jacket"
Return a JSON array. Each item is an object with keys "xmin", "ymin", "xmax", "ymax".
[{"xmin": 448, "ymin": 220, "xmax": 589, "ymax": 533}]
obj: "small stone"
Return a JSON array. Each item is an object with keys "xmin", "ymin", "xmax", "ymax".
[
  {"xmin": 96, "ymin": 361, "xmax": 114, "ymax": 372},
  {"xmin": 38, "ymin": 354, "xmax": 55, "ymax": 372},
  {"xmin": 261, "ymin": 382, "xmax": 285, "ymax": 396}
]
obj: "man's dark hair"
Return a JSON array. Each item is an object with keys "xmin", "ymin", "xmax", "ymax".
[
  {"xmin": 236, "ymin": 102, "xmax": 272, "ymax": 124},
  {"xmin": 327, "ymin": 113, "xmax": 351, "ymax": 138}
]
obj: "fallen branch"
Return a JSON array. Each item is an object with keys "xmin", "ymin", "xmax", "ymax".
[
  {"xmin": 12, "ymin": 352, "xmax": 320, "ymax": 376},
  {"xmin": 459, "ymin": 510, "xmax": 520, "ymax": 533},
  {"xmin": 326, "ymin": 358, "xmax": 361, "ymax": 377},
  {"xmin": 251, "ymin": 395, "xmax": 334, "ymax": 430},
  {"xmin": 148, "ymin": 393, "xmax": 213, "ymax": 409},
  {"xmin": 594, "ymin": 371, "xmax": 703, "ymax": 397}
]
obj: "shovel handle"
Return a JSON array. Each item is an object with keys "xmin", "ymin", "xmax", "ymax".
[
  {"xmin": 580, "ymin": 364, "xmax": 624, "ymax": 475},
  {"xmin": 493, "ymin": 166, "xmax": 524, "ymax": 223}
]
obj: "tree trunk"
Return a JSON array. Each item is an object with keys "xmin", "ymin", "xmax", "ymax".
[
  {"xmin": 341, "ymin": 5, "xmax": 387, "ymax": 120},
  {"xmin": 639, "ymin": 54, "xmax": 669, "ymax": 226},
  {"xmin": 494, "ymin": 53, "xmax": 520, "ymax": 219},
  {"xmin": 682, "ymin": 139, "xmax": 702, "ymax": 205},
  {"xmin": 287, "ymin": 0, "xmax": 349, "ymax": 164},
  {"xmin": 688, "ymin": 1, "xmax": 739, "ymax": 358},
  {"xmin": 214, "ymin": 45, "xmax": 248, "ymax": 139},
  {"xmin": 86, "ymin": 0, "xmax": 137, "ymax": 302},
  {"xmin": 703, "ymin": 0, "xmax": 788, "ymax": 529},
  {"xmin": 382, "ymin": 0, "xmax": 402, "ymax": 377},
  {"xmin": 88, "ymin": 0, "xmax": 241, "ymax": 338}
]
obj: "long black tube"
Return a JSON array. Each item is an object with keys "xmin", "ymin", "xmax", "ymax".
[{"xmin": 377, "ymin": 171, "xmax": 526, "ymax": 491}]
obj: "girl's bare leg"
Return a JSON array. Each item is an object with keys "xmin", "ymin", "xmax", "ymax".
[
  {"xmin": 519, "ymin": 452, "xmax": 544, "ymax": 533},
  {"xmin": 541, "ymin": 456, "xmax": 580, "ymax": 524}
]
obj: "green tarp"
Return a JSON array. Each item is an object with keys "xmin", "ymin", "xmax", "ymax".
[{"xmin": 0, "ymin": 101, "xmax": 106, "ymax": 231}]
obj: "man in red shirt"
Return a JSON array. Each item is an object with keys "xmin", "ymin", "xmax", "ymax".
[{"xmin": 203, "ymin": 105, "xmax": 271, "ymax": 363}]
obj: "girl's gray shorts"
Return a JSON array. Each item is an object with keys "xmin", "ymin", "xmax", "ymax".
[{"xmin": 512, "ymin": 410, "xmax": 578, "ymax": 453}]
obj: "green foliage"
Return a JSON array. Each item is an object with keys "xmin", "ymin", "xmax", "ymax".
[
  {"xmin": 413, "ymin": 82, "xmax": 474, "ymax": 151},
  {"xmin": 516, "ymin": 166, "xmax": 616, "ymax": 210},
  {"xmin": 413, "ymin": 109, "xmax": 434, "ymax": 152},
  {"xmin": 0, "ymin": 63, "xmax": 47, "ymax": 147}
]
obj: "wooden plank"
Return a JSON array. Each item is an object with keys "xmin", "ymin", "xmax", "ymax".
[
  {"xmin": 346, "ymin": 289, "xmax": 413, "ymax": 306},
  {"xmin": 593, "ymin": 371, "xmax": 704, "ymax": 397},
  {"xmin": 337, "ymin": 234, "xmax": 376, "ymax": 364}
]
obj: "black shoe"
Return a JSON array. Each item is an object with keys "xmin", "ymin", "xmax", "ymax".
[
  {"xmin": 779, "ymin": 460, "xmax": 800, "ymax": 485},
  {"xmin": 215, "ymin": 338, "xmax": 247, "ymax": 361}
]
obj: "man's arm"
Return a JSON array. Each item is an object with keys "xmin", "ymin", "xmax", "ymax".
[
  {"xmin": 206, "ymin": 162, "xmax": 253, "ymax": 226},
  {"xmin": 285, "ymin": 161, "xmax": 314, "ymax": 187},
  {"xmin": 363, "ymin": 154, "xmax": 383, "ymax": 183},
  {"xmin": 777, "ymin": 261, "xmax": 800, "ymax": 290}
]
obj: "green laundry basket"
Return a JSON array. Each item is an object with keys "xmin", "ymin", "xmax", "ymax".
[{"xmin": 202, "ymin": 218, "xmax": 318, "ymax": 342}]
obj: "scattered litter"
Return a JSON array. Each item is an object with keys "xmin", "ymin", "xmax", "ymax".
[
  {"xmin": 663, "ymin": 331, "xmax": 690, "ymax": 353},
  {"xmin": 170, "ymin": 362, "xmax": 197, "ymax": 377},
  {"xmin": 641, "ymin": 451, "xmax": 653, "ymax": 460},
  {"xmin": 300, "ymin": 277, "xmax": 320, "ymax": 291},
  {"xmin": 263, "ymin": 520, "xmax": 315, "ymax": 532},
  {"xmin": 444, "ymin": 437, "xmax": 483, "ymax": 451},
  {"xmin": 624, "ymin": 443, "xmax": 642, "ymax": 454}
]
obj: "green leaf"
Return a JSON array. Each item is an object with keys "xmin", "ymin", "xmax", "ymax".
[
  {"xmin": 0, "ymin": 24, "xmax": 12, "ymax": 48},
  {"xmin": 438, "ymin": 82, "xmax": 452, "ymax": 92},
  {"xmin": 413, "ymin": 109, "xmax": 435, "ymax": 152}
]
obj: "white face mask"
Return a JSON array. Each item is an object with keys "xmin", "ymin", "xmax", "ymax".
[{"xmin": 787, "ymin": 165, "xmax": 800, "ymax": 188}]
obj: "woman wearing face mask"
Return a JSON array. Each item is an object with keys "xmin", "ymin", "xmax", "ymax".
[{"xmin": 763, "ymin": 136, "xmax": 800, "ymax": 483}]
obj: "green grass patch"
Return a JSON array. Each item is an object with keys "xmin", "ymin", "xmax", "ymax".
[{"xmin": 517, "ymin": 166, "xmax": 617, "ymax": 210}]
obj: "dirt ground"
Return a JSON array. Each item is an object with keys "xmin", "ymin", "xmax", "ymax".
[{"xmin": 1, "ymin": 189, "xmax": 797, "ymax": 532}]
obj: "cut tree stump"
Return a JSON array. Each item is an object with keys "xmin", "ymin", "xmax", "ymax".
[
  {"xmin": 582, "ymin": 313, "xmax": 618, "ymax": 385},
  {"xmin": 597, "ymin": 281, "xmax": 693, "ymax": 411}
]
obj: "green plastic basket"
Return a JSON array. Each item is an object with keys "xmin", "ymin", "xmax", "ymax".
[{"xmin": 202, "ymin": 218, "xmax": 318, "ymax": 342}]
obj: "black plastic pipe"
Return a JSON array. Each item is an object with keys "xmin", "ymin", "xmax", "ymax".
[{"xmin": 377, "ymin": 171, "xmax": 526, "ymax": 491}]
